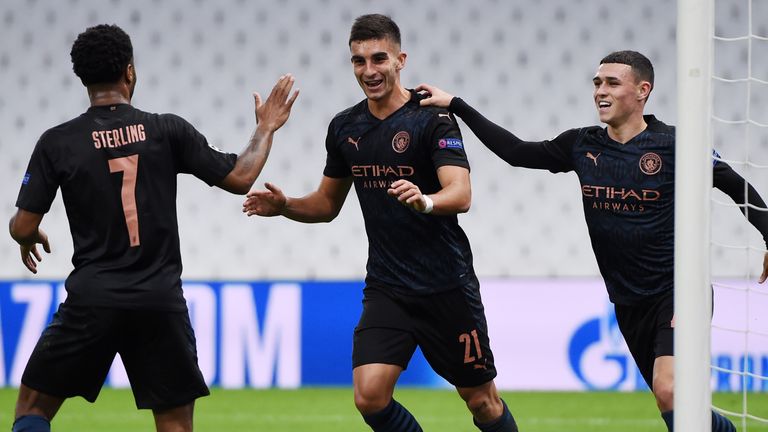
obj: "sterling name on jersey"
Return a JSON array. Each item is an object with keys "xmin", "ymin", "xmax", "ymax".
[
  {"xmin": 16, "ymin": 104, "xmax": 237, "ymax": 311},
  {"xmin": 324, "ymin": 91, "xmax": 474, "ymax": 294}
]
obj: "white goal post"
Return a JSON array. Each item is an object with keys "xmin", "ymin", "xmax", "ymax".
[{"xmin": 675, "ymin": 0, "xmax": 714, "ymax": 431}]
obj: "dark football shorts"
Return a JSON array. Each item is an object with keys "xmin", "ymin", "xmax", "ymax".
[
  {"xmin": 614, "ymin": 289, "xmax": 674, "ymax": 389},
  {"xmin": 352, "ymin": 276, "xmax": 497, "ymax": 388},
  {"xmin": 21, "ymin": 303, "xmax": 210, "ymax": 410}
]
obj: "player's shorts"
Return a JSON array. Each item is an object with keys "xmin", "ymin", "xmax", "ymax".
[
  {"xmin": 352, "ymin": 276, "xmax": 497, "ymax": 388},
  {"xmin": 614, "ymin": 289, "xmax": 674, "ymax": 389},
  {"xmin": 21, "ymin": 303, "xmax": 210, "ymax": 410}
]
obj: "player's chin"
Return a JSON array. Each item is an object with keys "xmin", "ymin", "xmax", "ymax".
[
  {"xmin": 364, "ymin": 90, "xmax": 384, "ymax": 101},
  {"xmin": 597, "ymin": 111, "xmax": 612, "ymax": 124}
]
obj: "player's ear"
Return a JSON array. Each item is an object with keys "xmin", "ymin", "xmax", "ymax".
[
  {"xmin": 637, "ymin": 81, "xmax": 651, "ymax": 101},
  {"xmin": 396, "ymin": 51, "xmax": 407, "ymax": 71},
  {"xmin": 125, "ymin": 62, "xmax": 136, "ymax": 85}
]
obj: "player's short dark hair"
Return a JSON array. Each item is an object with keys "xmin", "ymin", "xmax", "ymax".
[
  {"xmin": 70, "ymin": 24, "xmax": 133, "ymax": 86},
  {"xmin": 600, "ymin": 50, "xmax": 654, "ymax": 88},
  {"xmin": 348, "ymin": 14, "xmax": 401, "ymax": 47}
]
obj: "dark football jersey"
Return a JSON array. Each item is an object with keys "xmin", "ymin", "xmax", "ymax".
[
  {"xmin": 533, "ymin": 118, "xmax": 677, "ymax": 305},
  {"xmin": 324, "ymin": 91, "xmax": 475, "ymax": 294},
  {"xmin": 450, "ymin": 97, "xmax": 768, "ymax": 305},
  {"xmin": 15, "ymin": 104, "xmax": 237, "ymax": 311}
]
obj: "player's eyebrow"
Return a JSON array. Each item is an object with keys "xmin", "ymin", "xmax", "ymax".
[
  {"xmin": 593, "ymin": 75, "xmax": 622, "ymax": 84},
  {"xmin": 351, "ymin": 51, "xmax": 390, "ymax": 64}
]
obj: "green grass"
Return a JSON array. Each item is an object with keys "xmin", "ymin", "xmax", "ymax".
[{"xmin": 0, "ymin": 388, "xmax": 765, "ymax": 431}]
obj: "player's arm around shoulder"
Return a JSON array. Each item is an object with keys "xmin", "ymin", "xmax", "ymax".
[{"xmin": 388, "ymin": 165, "xmax": 470, "ymax": 215}]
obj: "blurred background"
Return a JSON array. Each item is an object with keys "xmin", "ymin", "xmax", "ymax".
[
  {"xmin": 0, "ymin": 0, "xmax": 766, "ymax": 394},
  {"xmin": 1, "ymin": 0, "xmax": 766, "ymax": 279}
]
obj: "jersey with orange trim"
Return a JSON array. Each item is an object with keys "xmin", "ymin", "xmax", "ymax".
[
  {"xmin": 324, "ymin": 90, "xmax": 475, "ymax": 294},
  {"xmin": 450, "ymin": 96, "xmax": 768, "ymax": 305}
]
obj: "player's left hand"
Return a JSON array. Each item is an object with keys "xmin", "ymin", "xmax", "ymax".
[
  {"xmin": 415, "ymin": 83, "xmax": 454, "ymax": 108},
  {"xmin": 388, "ymin": 179, "xmax": 428, "ymax": 212},
  {"xmin": 19, "ymin": 228, "xmax": 50, "ymax": 274},
  {"xmin": 255, "ymin": 74, "xmax": 300, "ymax": 133},
  {"xmin": 759, "ymin": 252, "xmax": 768, "ymax": 283}
]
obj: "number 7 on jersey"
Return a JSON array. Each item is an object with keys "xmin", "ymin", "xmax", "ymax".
[{"xmin": 108, "ymin": 155, "xmax": 140, "ymax": 247}]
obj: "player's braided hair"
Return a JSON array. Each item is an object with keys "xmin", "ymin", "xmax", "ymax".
[
  {"xmin": 70, "ymin": 24, "xmax": 133, "ymax": 86},
  {"xmin": 349, "ymin": 14, "xmax": 401, "ymax": 47}
]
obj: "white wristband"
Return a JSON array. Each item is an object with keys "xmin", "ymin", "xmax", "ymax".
[{"xmin": 421, "ymin": 194, "xmax": 434, "ymax": 214}]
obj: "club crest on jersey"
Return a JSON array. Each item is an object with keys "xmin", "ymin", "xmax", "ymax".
[
  {"xmin": 639, "ymin": 152, "xmax": 662, "ymax": 175},
  {"xmin": 392, "ymin": 131, "xmax": 410, "ymax": 153}
]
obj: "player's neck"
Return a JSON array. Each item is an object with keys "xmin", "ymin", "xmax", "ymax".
[
  {"xmin": 367, "ymin": 86, "xmax": 410, "ymax": 120},
  {"xmin": 87, "ymin": 85, "xmax": 131, "ymax": 107},
  {"xmin": 606, "ymin": 115, "xmax": 647, "ymax": 144}
]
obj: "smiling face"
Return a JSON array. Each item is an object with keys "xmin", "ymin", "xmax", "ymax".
[
  {"xmin": 592, "ymin": 63, "xmax": 651, "ymax": 128},
  {"xmin": 350, "ymin": 37, "xmax": 406, "ymax": 103}
]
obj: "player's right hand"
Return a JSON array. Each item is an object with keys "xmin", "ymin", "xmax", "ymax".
[
  {"xmin": 243, "ymin": 182, "xmax": 287, "ymax": 216},
  {"xmin": 19, "ymin": 228, "xmax": 50, "ymax": 274},
  {"xmin": 415, "ymin": 83, "xmax": 455, "ymax": 108},
  {"xmin": 255, "ymin": 74, "xmax": 300, "ymax": 133}
]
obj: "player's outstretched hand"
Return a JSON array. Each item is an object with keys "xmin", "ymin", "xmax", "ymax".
[
  {"xmin": 415, "ymin": 83, "xmax": 455, "ymax": 108},
  {"xmin": 19, "ymin": 228, "xmax": 50, "ymax": 274},
  {"xmin": 243, "ymin": 182, "xmax": 287, "ymax": 216},
  {"xmin": 760, "ymin": 252, "xmax": 768, "ymax": 283},
  {"xmin": 255, "ymin": 74, "xmax": 300, "ymax": 133},
  {"xmin": 388, "ymin": 179, "xmax": 429, "ymax": 212}
]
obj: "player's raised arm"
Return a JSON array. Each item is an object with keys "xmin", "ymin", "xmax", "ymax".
[
  {"xmin": 9, "ymin": 209, "xmax": 50, "ymax": 274},
  {"xmin": 713, "ymin": 159, "xmax": 768, "ymax": 283},
  {"xmin": 243, "ymin": 176, "xmax": 353, "ymax": 223},
  {"xmin": 416, "ymin": 83, "xmax": 571, "ymax": 171},
  {"xmin": 217, "ymin": 74, "xmax": 299, "ymax": 194}
]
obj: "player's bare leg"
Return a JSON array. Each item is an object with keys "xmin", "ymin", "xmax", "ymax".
[
  {"xmin": 354, "ymin": 363, "xmax": 422, "ymax": 431},
  {"xmin": 153, "ymin": 402, "xmax": 194, "ymax": 432},
  {"xmin": 655, "ymin": 355, "xmax": 735, "ymax": 432},
  {"xmin": 353, "ymin": 363, "xmax": 400, "ymax": 414},
  {"xmin": 12, "ymin": 384, "xmax": 64, "ymax": 431},
  {"xmin": 653, "ymin": 355, "xmax": 674, "ymax": 411},
  {"xmin": 457, "ymin": 380, "xmax": 503, "ymax": 421},
  {"xmin": 458, "ymin": 380, "xmax": 518, "ymax": 431}
]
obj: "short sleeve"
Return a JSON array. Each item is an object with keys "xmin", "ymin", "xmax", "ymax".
[
  {"xmin": 323, "ymin": 120, "xmax": 352, "ymax": 178},
  {"xmin": 165, "ymin": 114, "xmax": 237, "ymax": 186},
  {"xmin": 427, "ymin": 111, "xmax": 470, "ymax": 171},
  {"xmin": 15, "ymin": 133, "xmax": 60, "ymax": 214}
]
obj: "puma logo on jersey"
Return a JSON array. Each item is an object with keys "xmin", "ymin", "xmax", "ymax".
[
  {"xmin": 348, "ymin": 136, "xmax": 361, "ymax": 151},
  {"xmin": 586, "ymin": 152, "xmax": 601, "ymax": 166},
  {"xmin": 438, "ymin": 113, "xmax": 452, "ymax": 120}
]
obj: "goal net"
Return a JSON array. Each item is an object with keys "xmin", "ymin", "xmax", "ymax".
[{"xmin": 677, "ymin": 0, "xmax": 768, "ymax": 431}]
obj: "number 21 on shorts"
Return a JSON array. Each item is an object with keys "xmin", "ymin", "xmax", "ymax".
[{"xmin": 459, "ymin": 329, "xmax": 483, "ymax": 363}]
